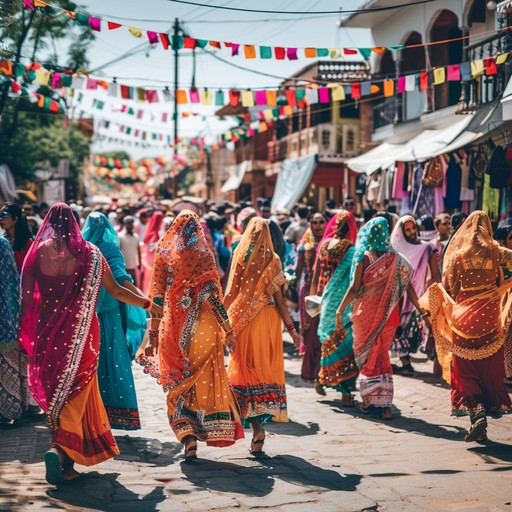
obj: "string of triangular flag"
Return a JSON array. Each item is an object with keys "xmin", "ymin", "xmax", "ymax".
[{"xmin": 24, "ymin": 0, "xmax": 511, "ymax": 62}]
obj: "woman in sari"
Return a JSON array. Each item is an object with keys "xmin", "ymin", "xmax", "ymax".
[
  {"xmin": 0, "ymin": 202, "xmax": 33, "ymax": 272},
  {"xmin": 19, "ymin": 204, "xmax": 161, "ymax": 484},
  {"xmin": 141, "ymin": 211, "xmax": 164, "ymax": 294},
  {"xmin": 225, "ymin": 217, "xmax": 301, "ymax": 455},
  {"xmin": 317, "ymin": 212, "xmax": 358, "ymax": 406},
  {"xmin": 304, "ymin": 210, "xmax": 357, "ymax": 394},
  {"xmin": 82, "ymin": 212, "xmax": 147, "ymax": 430},
  {"xmin": 0, "ymin": 237, "xmax": 33, "ymax": 422},
  {"xmin": 421, "ymin": 211, "xmax": 512, "ymax": 441},
  {"xmin": 295, "ymin": 213, "xmax": 327, "ymax": 351},
  {"xmin": 230, "ymin": 207, "xmax": 258, "ymax": 253},
  {"xmin": 336, "ymin": 218, "xmax": 424, "ymax": 419},
  {"xmin": 138, "ymin": 210, "xmax": 243, "ymax": 461}
]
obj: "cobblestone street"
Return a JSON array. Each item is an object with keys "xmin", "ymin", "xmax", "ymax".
[{"xmin": 1, "ymin": 339, "xmax": 511, "ymax": 512}]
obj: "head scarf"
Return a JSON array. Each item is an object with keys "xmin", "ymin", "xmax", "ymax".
[
  {"xmin": 317, "ymin": 210, "xmax": 357, "ymax": 255},
  {"xmin": 350, "ymin": 217, "xmax": 393, "ymax": 280},
  {"xmin": 143, "ymin": 211, "xmax": 164, "ymax": 245},
  {"xmin": 139, "ymin": 210, "xmax": 222, "ymax": 392},
  {"xmin": 19, "ymin": 203, "xmax": 103, "ymax": 428},
  {"xmin": 224, "ymin": 217, "xmax": 286, "ymax": 335},
  {"xmin": 82, "ymin": 211, "xmax": 120, "ymax": 248},
  {"xmin": 0, "ymin": 237, "xmax": 20, "ymax": 352},
  {"xmin": 443, "ymin": 210, "xmax": 500, "ymax": 290},
  {"xmin": 236, "ymin": 207, "xmax": 257, "ymax": 233}
]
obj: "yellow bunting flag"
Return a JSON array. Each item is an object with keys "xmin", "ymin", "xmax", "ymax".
[
  {"xmin": 329, "ymin": 48, "xmax": 341, "ymax": 59},
  {"xmin": 496, "ymin": 53, "xmax": 509, "ymax": 65},
  {"xmin": 331, "ymin": 85, "xmax": 345, "ymax": 101},
  {"xmin": 128, "ymin": 27, "xmax": 143, "ymax": 38},
  {"xmin": 263, "ymin": 109, "xmax": 274, "ymax": 122},
  {"xmin": 433, "ymin": 67, "xmax": 446, "ymax": 85},
  {"xmin": 35, "ymin": 69, "xmax": 51, "ymax": 86},
  {"xmin": 200, "ymin": 89, "xmax": 212, "ymax": 105},
  {"xmin": 241, "ymin": 90, "xmax": 255, "ymax": 107},
  {"xmin": 244, "ymin": 45, "xmax": 257, "ymax": 59},
  {"xmin": 471, "ymin": 59, "xmax": 484, "ymax": 78}
]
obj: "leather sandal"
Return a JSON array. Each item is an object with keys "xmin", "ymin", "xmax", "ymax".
[
  {"xmin": 250, "ymin": 437, "xmax": 266, "ymax": 456},
  {"xmin": 464, "ymin": 416, "xmax": 488, "ymax": 443}
]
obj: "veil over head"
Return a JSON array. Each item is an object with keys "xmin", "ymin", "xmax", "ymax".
[
  {"xmin": 140, "ymin": 210, "xmax": 222, "ymax": 392},
  {"xmin": 224, "ymin": 217, "xmax": 286, "ymax": 335},
  {"xmin": 143, "ymin": 211, "xmax": 164, "ymax": 245},
  {"xmin": 19, "ymin": 203, "xmax": 103, "ymax": 427},
  {"xmin": 82, "ymin": 211, "xmax": 120, "ymax": 248}
]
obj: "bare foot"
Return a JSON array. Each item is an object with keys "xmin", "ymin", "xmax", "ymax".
[{"xmin": 341, "ymin": 394, "xmax": 354, "ymax": 407}]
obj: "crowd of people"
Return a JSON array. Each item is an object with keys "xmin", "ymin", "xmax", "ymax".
[{"xmin": 0, "ymin": 196, "xmax": 511, "ymax": 485}]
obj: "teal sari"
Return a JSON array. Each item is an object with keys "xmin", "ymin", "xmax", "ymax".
[{"xmin": 318, "ymin": 245, "xmax": 358, "ymax": 392}]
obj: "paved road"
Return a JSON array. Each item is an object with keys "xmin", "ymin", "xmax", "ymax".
[{"xmin": 1, "ymin": 338, "xmax": 511, "ymax": 512}]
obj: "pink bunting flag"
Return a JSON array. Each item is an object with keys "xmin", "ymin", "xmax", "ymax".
[
  {"xmin": 24, "ymin": 0, "xmax": 35, "ymax": 10},
  {"xmin": 258, "ymin": 111, "xmax": 265, "ymax": 121},
  {"xmin": 146, "ymin": 90, "xmax": 159, "ymax": 103},
  {"xmin": 189, "ymin": 89, "xmax": 200, "ymax": 103},
  {"xmin": 231, "ymin": 44, "xmax": 240, "ymax": 56},
  {"xmin": 51, "ymin": 73, "xmax": 62, "ymax": 89},
  {"xmin": 88, "ymin": 17, "xmax": 101, "ymax": 32},
  {"xmin": 86, "ymin": 78, "xmax": 98, "ymax": 90},
  {"xmin": 136, "ymin": 109, "xmax": 144, "ymax": 119},
  {"xmin": 255, "ymin": 90, "xmax": 267, "ymax": 105},
  {"xmin": 287, "ymin": 48, "xmax": 298, "ymax": 60},
  {"xmin": 318, "ymin": 87, "xmax": 330, "ymax": 104},
  {"xmin": 447, "ymin": 64, "xmax": 461, "ymax": 81},
  {"xmin": 397, "ymin": 76, "xmax": 406, "ymax": 93},
  {"xmin": 162, "ymin": 113, "xmax": 168, "ymax": 122},
  {"xmin": 147, "ymin": 31, "xmax": 159, "ymax": 44}
]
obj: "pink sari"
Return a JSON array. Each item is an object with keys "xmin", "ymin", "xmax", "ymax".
[{"xmin": 352, "ymin": 252, "xmax": 411, "ymax": 407}]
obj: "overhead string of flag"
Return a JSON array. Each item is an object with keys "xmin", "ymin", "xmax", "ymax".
[{"xmin": 23, "ymin": 0, "xmax": 512, "ymax": 61}]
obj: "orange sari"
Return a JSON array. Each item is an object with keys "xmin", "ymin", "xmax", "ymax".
[
  {"xmin": 139, "ymin": 210, "xmax": 243, "ymax": 446},
  {"xmin": 225, "ymin": 217, "xmax": 288, "ymax": 427}
]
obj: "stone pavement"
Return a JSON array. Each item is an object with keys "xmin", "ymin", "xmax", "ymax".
[{"xmin": 1, "ymin": 338, "xmax": 511, "ymax": 512}]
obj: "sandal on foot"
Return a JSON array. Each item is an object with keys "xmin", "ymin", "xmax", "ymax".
[
  {"xmin": 341, "ymin": 395, "xmax": 355, "ymax": 407},
  {"xmin": 184, "ymin": 440, "xmax": 198, "ymax": 462},
  {"xmin": 380, "ymin": 407, "xmax": 393, "ymax": 420},
  {"xmin": 250, "ymin": 438, "xmax": 266, "ymax": 456},
  {"xmin": 392, "ymin": 363, "xmax": 415, "ymax": 376},
  {"xmin": 464, "ymin": 417, "xmax": 488, "ymax": 443},
  {"xmin": 360, "ymin": 403, "xmax": 372, "ymax": 415},
  {"xmin": 44, "ymin": 450, "xmax": 64, "ymax": 485},
  {"xmin": 314, "ymin": 382, "xmax": 326, "ymax": 396}
]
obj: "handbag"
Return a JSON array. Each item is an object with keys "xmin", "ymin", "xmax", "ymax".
[{"xmin": 305, "ymin": 295, "xmax": 322, "ymax": 318}]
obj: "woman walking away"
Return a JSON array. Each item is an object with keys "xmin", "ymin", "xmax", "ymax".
[
  {"xmin": 317, "ymin": 212, "xmax": 358, "ymax": 406},
  {"xmin": 19, "ymin": 204, "xmax": 161, "ymax": 485},
  {"xmin": 138, "ymin": 210, "xmax": 243, "ymax": 462},
  {"xmin": 225, "ymin": 217, "xmax": 301, "ymax": 455},
  {"xmin": 422, "ymin": 211, "xmax": 512, "ymax": 441},
  {"xmin": 336, "ymin": 217, "xmax": 425, "ymax": 420},
  {"xmin": 82, "ymin": 212, "xmax": 147, "ymax": 430},
  {"xmin": 305, "ymin": 210, "xmax": 357, "ymax": 394},
  {"xmin": 0, "ymin": 237, "xmax": 33, "ymax": 422}
]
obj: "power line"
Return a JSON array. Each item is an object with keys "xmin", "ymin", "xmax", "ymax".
[{"xmin": 164, "ymin": 0, "xmax": 436, "ymax": 15}]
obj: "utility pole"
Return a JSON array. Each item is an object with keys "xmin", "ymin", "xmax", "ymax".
[{"xmin": 172, "ymin": 17, "xmax": 180, "ymax": 198}]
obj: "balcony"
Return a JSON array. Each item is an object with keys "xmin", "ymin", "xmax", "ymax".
[{"xmin": 267, "ymin": 123, "xmax": 360, "ymax": 164}]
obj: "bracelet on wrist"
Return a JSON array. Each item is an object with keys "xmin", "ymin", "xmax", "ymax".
[
  {"xmin": 143, "ymin": 298, "xmax": 152, "ymax": 311},
  {"xmin": 285, "ymin": 323, "xmax": 294, "ymax": 331}
]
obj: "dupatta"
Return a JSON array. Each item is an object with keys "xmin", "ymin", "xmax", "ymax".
[
  {"xmin": 82, "ymin": 212, "xmax": 147, "ymax": 358},
  {"xmin": 19, "ymin": 204, "xmax": 103, "ymax": 428},
  {"xmin": 350, "ymin": 218, "xmax": 412, "ymax": 368},
  {"xmin": 139, "ymin": 210, "xmax": 223, "ymax": 392},
  {"xmin": 224, "ymin": 217, "xmax": 286, "ymax": 336}
]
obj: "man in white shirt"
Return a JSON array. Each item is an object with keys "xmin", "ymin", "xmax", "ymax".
[{"xmin": 118, "ymin": 216, "xmax": 141, "ymax": 286}]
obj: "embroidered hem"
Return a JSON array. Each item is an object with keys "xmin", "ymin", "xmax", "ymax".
[
  {"xmin": 106, "ymin": 405, "xmax": 141, "ymax": 430},
  {"xmin": 171, "ymin": 407, "xmax": 243, "ymax": 446},
  {"xmin": 451, "ymin": 402, "xmax": 512, "ymax": 419},
  {"xmin": 232, "ymin": 383, "xmax": 288, "ymax": 425},
  {"xmin": 358, "ymin": 373, "xmax": 393, "ymax": 408}
]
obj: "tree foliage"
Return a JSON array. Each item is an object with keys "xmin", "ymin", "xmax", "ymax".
[{"xmin": 0, "ymin": 1, "xmax": 95, "ymax": 188}]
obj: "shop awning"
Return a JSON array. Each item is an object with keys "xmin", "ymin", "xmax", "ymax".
[
  {"xmin": 347, "ymin": 106, "xmax": 498, "ymax": 174},
  {"xmin": 221, "ymin": 161, "xmax": 250, "ymax": 193},
  {"xmin": 498, "ymin": 0, "xmax": 512, "ymax": 13},
  {"xmin": 271, "ymin": 154, "xmax": 317, "ymax": 211}
]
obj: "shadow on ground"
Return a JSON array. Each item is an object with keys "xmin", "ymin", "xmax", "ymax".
[
  {"xmin": 265, "ymin": 419, "xmax": 320, "ymax": 437},
  {"xmin": 320, "ymin": 399, "xmax": 467, "ymax": 441},
  {"xmin": 114, "ymin": 435, "xmax": 182, "ymax": 466},
  {"xmin": 180, "ymin": 454, "xmax": 361, "ymax": 497},
  {"xmin": 46, "ymin": 472, "xmax": 166, "ymax": 512}
]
